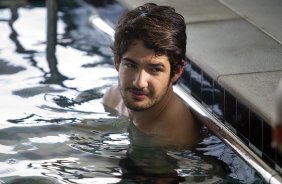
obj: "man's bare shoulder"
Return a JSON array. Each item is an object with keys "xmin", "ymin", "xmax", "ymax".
[
  {"xmin": 103, "ymin": 85, "xmax": 119, "ymax": 104},
  {"xmin": 102, "ymin": 85, "xmax": 128, "ymax": 116},
  {"xmin": 161, "ymin": 95, "xmax": 200, "ymax": 146}
]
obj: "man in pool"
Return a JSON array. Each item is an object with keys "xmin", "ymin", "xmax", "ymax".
[{"xmin": 103, "ymin": 3, "xmax": 200, "ymax": 147}]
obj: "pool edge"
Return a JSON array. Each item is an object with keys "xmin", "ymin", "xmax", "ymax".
[{"xmin": 174, "ymin": 85, "xmax": 282, "ymax": 184}]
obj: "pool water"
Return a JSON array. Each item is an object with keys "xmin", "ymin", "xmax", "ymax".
[{"xmin": 0, "ymin": 0, "xmax": 265, "ymax": 183}]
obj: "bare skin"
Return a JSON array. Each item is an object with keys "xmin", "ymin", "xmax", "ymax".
[{"xmin": 103, "ymin": 40, "xmax": 199, "ymax": 147}]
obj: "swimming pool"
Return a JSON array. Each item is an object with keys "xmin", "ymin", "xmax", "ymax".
[{"xmin": 0, "ymin": 0, "xmax": 265, "ymax": 183}]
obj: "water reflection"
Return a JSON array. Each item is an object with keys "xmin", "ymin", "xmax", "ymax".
[
  {"xmin": 117, "ymin": 123, "xmax": 232, "ymax": 183},
  {"xmin": 119, "ymin": 123, "xmax": 184, "ymax": 183},
  {"xmin": 45, "ymin": 0, "xmax": 68, "ymax": 85},
  {"xmin": 5, "ymin": 1, "xmax": 46, "ymax": 78},
  {"xmin": 8, "ymin": 2, "xmax": 36, "ymax": 55}
]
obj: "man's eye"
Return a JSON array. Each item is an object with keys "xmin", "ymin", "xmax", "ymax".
[
  {"xmin": 151, "ymin": 68, "xmax": 162, "ymax": 73},
  {"xmin": 125, "ymin": 63, "xmax": 136, "ymax": 68}
]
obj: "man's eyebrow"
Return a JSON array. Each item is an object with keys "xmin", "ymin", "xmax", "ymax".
[
  {"xmin": 122, "ymin": 57, "xmax": 137, "ymax": 63},
  {"xmin": 149, "ymin": 63, "xmax": 165, "ymax": 68},
  {"xmin": 122, "ymin": 57, "xmax": 165, "ymax": 68}
]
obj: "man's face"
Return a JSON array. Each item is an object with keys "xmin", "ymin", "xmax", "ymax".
[{"xmin": 116, "ymin": 40, "xmax": 172, "ymax": 111}]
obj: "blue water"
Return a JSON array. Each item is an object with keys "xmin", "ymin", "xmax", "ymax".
[{"xmin": 0, "ymin": 1, "xmax": 265, "ymax": 183}]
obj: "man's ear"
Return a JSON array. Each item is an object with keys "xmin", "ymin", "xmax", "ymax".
[
  {"xmin": 114, "ymin": 53, "xmax": 119, "ymax": 71},
  {"xmin": 171, "ymin": 60, "xmax": 186, "ymax": 83}
]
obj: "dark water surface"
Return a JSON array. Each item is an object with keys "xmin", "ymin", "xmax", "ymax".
[{"xmin": 0, "ymin": 1, "xmax": 264, "ymax": 183}]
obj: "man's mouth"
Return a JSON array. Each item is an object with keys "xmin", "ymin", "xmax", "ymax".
[{"xmin": 128, "ymin": 88, "xmax": 148, "ymax": 99}]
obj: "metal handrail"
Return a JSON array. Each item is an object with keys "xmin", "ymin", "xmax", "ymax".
[{"xmin": 174, "ymin": 85, "xmax": 282, "ymax": 184}]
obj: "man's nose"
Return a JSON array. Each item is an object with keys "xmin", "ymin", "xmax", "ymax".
[{"xmin": 133, "ymin": 70, "xmax": 149, "ymax": 89}]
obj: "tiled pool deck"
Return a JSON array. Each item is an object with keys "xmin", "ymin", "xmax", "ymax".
[{"xmin": 116, "ymin": 0, "xmax": 282, "ymax": 180}]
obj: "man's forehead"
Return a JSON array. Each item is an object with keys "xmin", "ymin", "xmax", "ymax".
[{"xmin": 122, "ymin": 40, "xmax": 169, "ymax": 64}]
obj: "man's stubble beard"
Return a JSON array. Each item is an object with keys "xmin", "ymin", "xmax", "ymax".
[{"xmin": 118, "ymin": 79, "xmax": 171, "ymax": 112}]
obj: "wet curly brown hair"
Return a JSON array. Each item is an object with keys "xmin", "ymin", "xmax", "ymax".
[{"xmin": 113, "ymin": 3, "xmax": 187, "ymax": 78}]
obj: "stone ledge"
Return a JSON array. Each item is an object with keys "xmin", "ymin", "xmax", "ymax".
[
  {"xmin": 116, "ymin": 0, "xmax": 240, "ymax": 23},
  {"xmin": 219, "ymin": 0, "xmax": 282, "ymax": 44},
  {"xmin": 218, "ymin": 71, "xmax": 282, "ymax": 124},
  {"xmin": 186, "ymin": 19, "xmax": 282, "ymax": 79}
]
